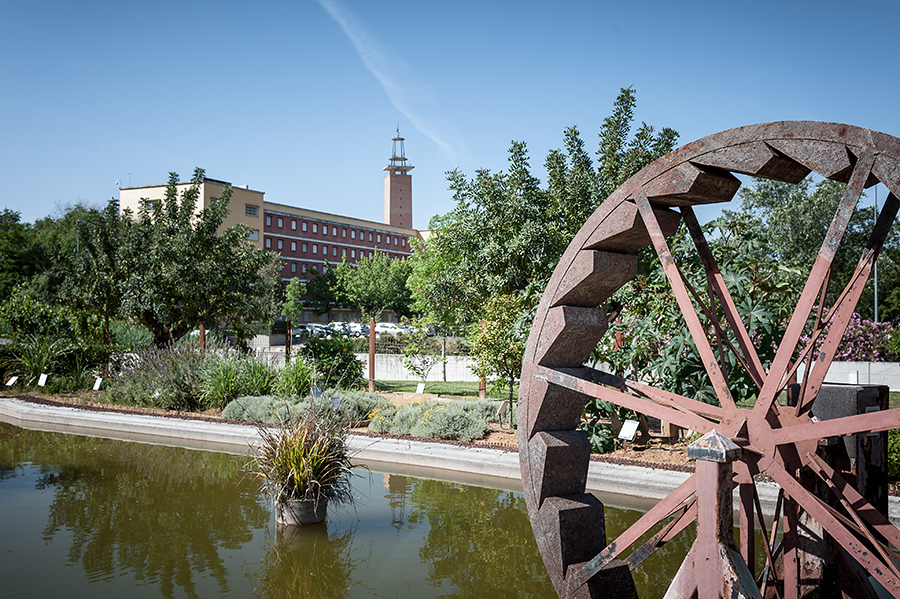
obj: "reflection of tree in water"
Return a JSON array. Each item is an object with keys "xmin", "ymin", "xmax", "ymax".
[
  {"xmin": 406, "ymin": 478, "xmax": 555, "ymax": 599},
  {"xmin": 245, "ymin": 523, "xmax": 369, "ymax": 599},
  {"xmin": 0, "ymin": 424, "xmax": 269, "ymax": 599}
]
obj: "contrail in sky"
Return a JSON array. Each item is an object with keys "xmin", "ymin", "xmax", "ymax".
[{"xmin": 315, "ymin": 0, "xmax": 464, "ymax": 165}]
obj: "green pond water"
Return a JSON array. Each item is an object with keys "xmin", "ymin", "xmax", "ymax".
[{"xmin": 0, "ymin": 423, "xmax": 697, "ymax": 598}]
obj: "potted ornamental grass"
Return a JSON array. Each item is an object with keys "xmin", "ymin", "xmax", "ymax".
[{"xmin": 251, "ymin": 406, "xmax": 354, "ymax": 525}]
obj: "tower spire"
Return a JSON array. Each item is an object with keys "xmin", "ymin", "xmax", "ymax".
[{"xmin": 383, "ymin": 129, "xmax": 413, "ymax": 228}]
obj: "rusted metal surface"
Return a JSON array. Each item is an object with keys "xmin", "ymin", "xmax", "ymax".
[{"xmin": 519, "ymin": 122, "xmax": 900, "ymax": 598}]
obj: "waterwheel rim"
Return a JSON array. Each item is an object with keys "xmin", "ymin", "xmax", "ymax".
[{"xmin": 518, "ymin": 121, "xmax": 900, "ymax": 598}]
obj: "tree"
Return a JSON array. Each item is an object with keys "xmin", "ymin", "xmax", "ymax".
[
  {"xmin": 399, "ymin": 316, "xmax": 444, "ymax": 390},
  {"xmin": 470, "ymin": 294, "xmax": 528, "ymax": 426},
  {"xmin": 0, "ymin": 209, "xmax": 47, "ymax": 299},
  {"xmin": 118, "ymin": 168, "xmax": 281, "ymax": 346},
  {"xmin": 66, "ymin": 199, "xmax": 124, "ymax": 356},
  {"xmin": 727, "ymin": 177, "xmax": 900, "ymax": 322},
  {"xmin": 409, "ymin": 88, "xmax": 678, "ymax": 330},
  {"xmin": 340, "ymin": 252, "xmax": 413, "ymax": 390},
  {"xmin": 281, "ymin": 277, "xmax": 306, "ymax": 363}
]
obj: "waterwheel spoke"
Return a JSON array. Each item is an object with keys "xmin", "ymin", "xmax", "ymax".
[
  {"xmin": 564, "ymin": 475, "xmax": 697, "ymax": 592},
  {"xmin": 750, "ymin": 483, "xmax": 782, "ymax": 598},
  {"xmin": 771, "ymin": 407, "xmax": 900, "ymax": 446},
  {"xmin": 796, "ymin": 192, "xmax": 900, "ymax": 415},
  {"xmin": 754, "ymin": 153, "xmax": 876, "ymax": 417},
  {"xmin": 624, "ymin": 498, "xmax": 697, "ymax": 570},
  {"xmin": 805, "ymin": 451, "xmax": 900, "ymax": 554},
  {"xmin": 575, "ymin": 366, "xmax": 725, "ymax": 421},
  {"xmin": 768, "ymin": 460, "xmax": 900, "ymax": 596},
  {"xmin": 636, "ymin": 193, "xmax": 737, "ymax": 411},
  {"xmin": 535, "ymin": 365, "xmax": 718, "ymax": 433},
  {"xmin": 682, "ymin": 206, "xmax": 767, "ymax": 388}
]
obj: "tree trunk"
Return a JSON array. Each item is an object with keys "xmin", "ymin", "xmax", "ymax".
[
  {"xmin": 478, "ymin": 376, "xmax": 486, "ymax": 400},
  {"xmin": 285, "ymin": 318, "xmax": 292, "ymax": 364},
  {"xmin": 508, "ymin": 377, "xmax": 515, "ymax": 430},
  {"xmin": 368, "ymin": 315, "xmax": 376, "ymax": 392},
  {"xmin": 199, "ymin": 322, "xmax": 206, "ymax": 349},
  {"xmin": 102, "ymin": 314, "xmax": 110, "ymax": 378}
]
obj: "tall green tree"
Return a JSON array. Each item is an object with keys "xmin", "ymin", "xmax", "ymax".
[
  {"xmin": 118, "ymin": 168, "xmax": 281, "ymax": 346},
  {"xmin": 409, "ymin": 88, "xmax": 679, "ymax": 330},
  {"xmin": 281, "ymin": 277, "xmax": 306, "ymax": 363},
  {"xmin": 0, "ymin": 209, "xmax": 47, "ymax": 299}
]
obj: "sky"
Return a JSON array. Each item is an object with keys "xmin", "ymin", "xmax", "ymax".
[{"xmin": 3, "ymin": 0, "xmax": 900, "ymax": 230}]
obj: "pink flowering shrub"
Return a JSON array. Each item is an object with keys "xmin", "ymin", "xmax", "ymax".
[{"xmin": 800, "ymin": 312, "xmax": 896, "ymax": 362}]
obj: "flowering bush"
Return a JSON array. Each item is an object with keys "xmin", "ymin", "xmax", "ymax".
[{"xmin": 800, "ymin": 312, "xmax": 896, "ymax": 362}]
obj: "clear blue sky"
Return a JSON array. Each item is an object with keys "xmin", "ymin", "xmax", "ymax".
[{"xmin": 3, "ymin": 0, "xmax": 899, "ymax": 229}]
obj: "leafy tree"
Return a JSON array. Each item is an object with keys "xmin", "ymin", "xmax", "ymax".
[
  {"xmin": 304, "ymin": 263, "xmax": 342, "ymax": 321},
  {"xmin": 340, "ymin": 252, "xmax": 413, "ymax": 390},
  {"xmin": 470, "ymin": 294, "xmax": 529, "ymax": 426},
  {"xmin": 118, "ymin": 168, "xmax": 281, "ymax": 346},
  {"xmin": 399, "ymin": 316, "xmax": 444, "ymax": 389},
  {"xmin": 281, "ymin": 277, "xmax": 306, "ymax": 363},
  {"xmin": 0, "ymin": 209, "xmax": 47, "ymax": 299},
  {"xmin": 409, "ymin": 88, "xmax": 678, "ymax": 330}
]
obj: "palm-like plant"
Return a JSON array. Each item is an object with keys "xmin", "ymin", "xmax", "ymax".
[{"xmin": 251, "ymin": 407, "xmax": 354, "ymax": 512}]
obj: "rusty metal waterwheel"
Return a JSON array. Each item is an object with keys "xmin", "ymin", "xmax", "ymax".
[{"xmin": 519, "ymin": 122, "xmax": 900, "ymax": 598}]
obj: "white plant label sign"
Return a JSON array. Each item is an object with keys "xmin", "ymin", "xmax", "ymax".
[
  {"xmin": 93, "ymin": 377, "xmax": 103, "ymax": 391},
  {"xmin": 415, "ymin": 382, "xmax": 425, "ymax": 394},
  {"xmin": 38, "ymin": 373, "xmax": 48, "ymax": 387},
  {"xmin": 5, "ymin": 376, "xmax": 18, "ymax": 387},
  {"xmin": 618, "ymin": 419, "xmax": 640, "ymax": 441}
]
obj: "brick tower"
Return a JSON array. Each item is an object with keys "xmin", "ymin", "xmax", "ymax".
[{"xmin": 383, "ymin": 129, "xmax": 413, "ymax": 229}]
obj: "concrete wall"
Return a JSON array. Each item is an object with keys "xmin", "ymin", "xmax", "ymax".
[
  {"xmin": 797, "ymin": 361, "xmax": 900, "ymax": 391},
  {"xmin": 355, "ymin": 354, "xmax": 479, "ymax": 382}
]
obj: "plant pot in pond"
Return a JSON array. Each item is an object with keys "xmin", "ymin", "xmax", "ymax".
[{"xmin": 276, "ymin": 498, "xmax": 328, "ymax": 526}]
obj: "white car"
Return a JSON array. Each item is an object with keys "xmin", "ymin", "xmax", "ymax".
[{"xmin": 374, "ymin": 322, "xmax": 404, "ymax": 336}]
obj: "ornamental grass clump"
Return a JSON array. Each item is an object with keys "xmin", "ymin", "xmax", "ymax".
[{"xmin": 250, "ymin": 407, "xmax": 354, "ymax": 507}]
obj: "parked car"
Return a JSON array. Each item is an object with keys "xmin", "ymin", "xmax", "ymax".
[
  {"xmin": 328, "ymin": 322, "xmax": 353, "ymax": 337},
  {"xmin": 374, "ymin": 322, "xmax": 404, "ymax": 336},
  {"xmin": 346, "ymin": 322, "xmax": 369, "ymax": 337},
  {"xmin": 304, "ymin": 323, "xmax": 332, "ymax": 338}
]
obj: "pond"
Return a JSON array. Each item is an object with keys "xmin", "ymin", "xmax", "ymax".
[{"xmin": 0, "ymin": 423, "xmax": 693, "ymax": 598}]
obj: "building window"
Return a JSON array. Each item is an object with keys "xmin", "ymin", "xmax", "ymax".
[
  {"xmin": 342, "ymin": 228, "xmax": 347, "ymax": 238},
  {"xmin": 265, "ymin": 238, "xmax": 271, "ymax": 248},
  {"xmin": 369, "ymin": 251, "xmax": 374, "ymax": 257},
  {"xmin": 402, "ymin": 238, "xmax": 406, "ymax": 247},
  {"xmin": 277, "ymin": 239, "xmax": 283, "ymax": 250},
  {"xmin": 342, "ymin": 248, "xmax": 347, "ymax": 257},
  {"xmin": 265, "ymin": 215, "xmax": 272, "ymax": 226},
  {"xmin": 277, "ymin": 217, "xmax": 283, "ymax": 228},
  {"xmin": 377, "ymin": 234, "xmax": 382, "ymax": 243},
  {"xmin": 313, "ymin": 223, "xmax": 318, "ymax": 233},
  {"xmin": 144, "ymin": 200, "xmax": 159, "ymax": 211},
  {"xmin": 302, "ymin": 242, "xmax": 307, "ymax": 252},
  {"xmin": 332, "ymin": 226, "xmax": 337, "ymax": 236},
  {"xmin": 291, "ymin": 241, "xmax": 297, "ymax": 252},
  {"xmin": 290, "ymin": 262, "xmax": 296, "ymax": 273},
  {"xmin": 245, "ymin": 204, "xmax": 259, "ymax": 217},
  {"xmin": 351, "ymin": 230, "xmax": 356, "ymax": 239},
  {"xmin": 332, "ymin": 246, "xmax": 337, "ymax": 256},
  {"xmin": 302, "ymin": 264, "xmax": 307, "ymax": 273},
  {"xmin": 247, "ymin": 229, "xmax": 259, "ymax": 241},
  {"xmin": 369, "ymin": 233, "xmax": 373, "ymax": 242},
  {"xmin": 302, "ymin": 222, "xmax": 308, "ymax": 232},
  {"xmin": 351, "ymin": 249, "xmax": 356, "ymax": 258},
  {"xmin": 312, "ymin": 244, "xmax": 318, "ymax": 254},
  {"xmin": 322, "ymin": 245, "xmax": 327, "ymax": 255},
  {"xmin": 386, "ymin": 236, "xmax": 391, "ymax": 245},
  {"xmin": 291, "ymin": 220, "xmax": 297, "ymax": 230}
]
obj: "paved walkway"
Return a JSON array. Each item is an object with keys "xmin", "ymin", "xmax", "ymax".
[{"xmin": 2, "ymin": 397, "xmax": 897, "ymax": 521}]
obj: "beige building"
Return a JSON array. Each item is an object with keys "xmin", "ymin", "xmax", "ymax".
[{"xmin": 118, "ymin": 134, "xmax": 424, "ymax": 321}]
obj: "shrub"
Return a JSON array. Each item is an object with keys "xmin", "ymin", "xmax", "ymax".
[
  {"xmin": 304, "ymin": 337, "xmax": 363, "ymax": 389},
  {"xmin": 368, "ymin": 400, "xmax": 490, "ymax": 442},
  {"xmin": 274, "ymin": 356, "xmax": 314, "ymax": 398},
  {"xmin": 199, "ymin": 355, "xmax": 245, "ymax": 409},
  {"xmin": 890, "ymin": 429, "xmax": 900, "ymax": 479},
  {"xmin": 104, "ymin": 340, "xmax": 208, "ymax": 410},
  {"xmin": 242, "ymin": 356, "xmax": 277, "ymax": 396},
  {"xmin": 1, "ymin": 334, "xmax": 71, "ymax": 387},
  {"xmin": 222, "ymin": 389, "xmax": 387, "ymax": 425}
]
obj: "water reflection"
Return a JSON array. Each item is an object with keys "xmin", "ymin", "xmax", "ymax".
[
  {"xmin": 0, "ymin": 422, "xmax": 702, "ymax": 598},
  {"xmin": 0, "ymin": 423, "xmax": 268, "ymax": 599}
]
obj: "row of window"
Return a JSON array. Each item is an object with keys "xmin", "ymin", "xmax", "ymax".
[
  {"xmin": 267, "ymin": 236, "xmax": 390, "ymax": 261},
  {"xmin": 264, "ymin": 214, "xmax": 407, "ymax": 247}
]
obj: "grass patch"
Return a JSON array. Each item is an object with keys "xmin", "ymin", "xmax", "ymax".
[{"xmin": 374, "ymin": 380, "xmax": 519, "ymax": 399}]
